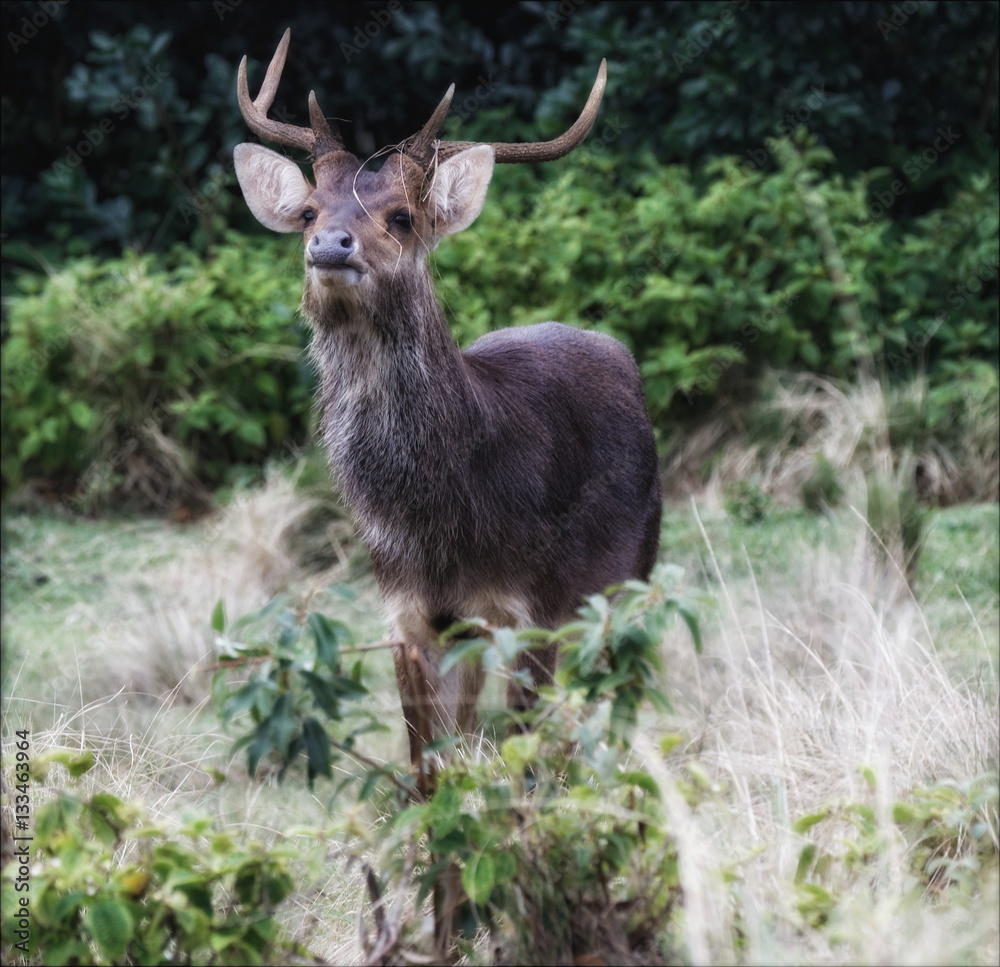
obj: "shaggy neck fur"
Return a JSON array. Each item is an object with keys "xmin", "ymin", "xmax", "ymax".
[{"xmin": 306, "ymin": 269, "xmax": 482, "ymax": 586}]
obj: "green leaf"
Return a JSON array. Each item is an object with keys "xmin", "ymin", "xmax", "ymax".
[
  {"xmin": 268, "ymin": 692, "xmax": 298, "ymax": 754},
  {"xmin": 307, "ymin": 612, "xmax": 347, "ymax": 671},
  {"xmin": 428, "ymin": 829, "xmax": 469, "ymax": 853},
  {"xmin": 301, "ymin": 671, "xmax": 341, "ymax": 720},
  {"xmin": 793, "ymin": 811, "xmax": 830, "ymax": 834},
  {"xmin": 439, "ymin": 637, "xmax": 489, "ymax": 676},
  {"xmin": 211, "ymin": 598, "xmax": 227, "ymax": 633},
  {"xmin": 236, "ymin": 419, "xmax": 266, "ymax": 447},
  {"xmin": 794, "ymin": 843, "xmax": 818, "ymax": 884},
  {"xmin": 501, "ymin": 733, "xmax": 540, "ymax": 774},
  {"xmin": 660, "ymin": 733, "xmax": 685, "ymax": 756},
  {"xmin": 494, "ymin": 849, "xmax": 516, "ymax": 882},
  {"xmin": 247, "ymin": 727, "xmax": 272, "ymax": 778},
  {"xmin": 35, "ymin": 747, "xmax": 97, "ymax": 779},
  {"xmin": 87, "ymin": 899, "xmax": 134, "ymax": 962},
  {"xmin": 429, "ymin": 784, "xmax": 461, "ymax": 838},
  {"xmin": 491, "ymin": 627, "xmax": 522, "ymax": 663},
  {"xmin": 678, "ymin": 605, "xmax": 702, "ymax": 653},
  {"xmin": 68, "ymin": 400, "xmax": 96, "ymax": 429},
  {"xmin": 462, "ymin": 851, "xmax": 496, "ymax": 905},
  {"xmin": 302, "ymin": 716, "xmax": 332, "ymax": 786},
  {"xmin": 619, "ymin": 770, "xmax": 660, "ymax": 797}
]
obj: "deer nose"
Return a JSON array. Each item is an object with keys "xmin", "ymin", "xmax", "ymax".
[{"xmin": 309, "ymin": 228, "xmax": 356, "ymax": 265}]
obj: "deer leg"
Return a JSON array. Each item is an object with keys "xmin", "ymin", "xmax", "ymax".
[
  {"xmin": 393, "ymin": 623, "xmax": 484, "ymax": 798},
  {"xmin": 392, "ymin": 641, "xmax": 438, "ymax": 799},
  {"xmin": 506, "ymin": 638, "xmax": 558, "ymax": 718}
]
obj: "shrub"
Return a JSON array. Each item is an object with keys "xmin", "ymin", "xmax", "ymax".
[
  {"xmin": 725, "ymin": 479, "xmax": 770, "ymax": 523},
  {"xmin": 801, "ymin": 454, "xmax": 844, "ymax": 513},
  {"xmin": 865, "ymin": 459, "xmax": 927, "ymax": 586},
  {"xmin": 435, "ymin": 135, "xmax": 998, "ymax": 422},
  {"xmin": 1, "ymin": 235, "xmax": 312, "ymax": 509},
  {"xmin": 0, "ymin": 751, "xmax": 306, "ymax": 967},
  {"xmin": 4, "ymin": 138, "xmax": 995, "ymax": 505},
  {"xmin": 793, "ymin": 771, "xmax": 999, "ymax": 920},
  {"xmin": 213, "ymin": 566, "xmax": 704, "ymax": 964}
]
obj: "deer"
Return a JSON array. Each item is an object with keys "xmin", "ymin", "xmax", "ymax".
[{"xmin": 233, "ymin": 30, "xmax": 662, "ymax": 792}]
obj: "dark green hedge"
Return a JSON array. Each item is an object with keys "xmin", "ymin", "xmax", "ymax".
[{"xmin": 3, "ymin": 140, "xmax": 996, "ymax": 505}]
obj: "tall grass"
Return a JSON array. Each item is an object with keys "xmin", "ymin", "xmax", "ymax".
[
  {"xmin": 651, "ymin": 504, "xmax": 997, "ymax": 964},
  {"xmin": 664, "ymin": 370, "xmax": 999, "ymax": 508},
  {"xmin": 2, "ymin": 378, "xmax": 997, "ymax": 965}
]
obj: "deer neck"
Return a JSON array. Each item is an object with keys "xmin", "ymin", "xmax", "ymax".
[{"xmin": 307, "ymin": 271, "xmax": 475, "ymax": 523}]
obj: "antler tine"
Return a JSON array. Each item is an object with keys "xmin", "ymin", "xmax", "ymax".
[
  {"xmin": 435, "ymin": 60, "xmax": 608, "ymax": 165},
  {"xmin": 256, "ymin": 26, "xmax": 291, "ymax": 110},
  {"xmin": 308, "ymin": 90, "xmax": 343, "ymax": 157},
  {"xmin": 237, "ymin": 28, "xmax": 317, "ymax": 154},
  {"xmin": 406, "ymin": 84, "xmax": 456, "ymax": 164}
]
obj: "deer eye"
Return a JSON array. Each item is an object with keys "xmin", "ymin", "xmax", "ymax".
[
  {"xmin": 302, "ymin": 209, "xmax": 316, "ymax": 222},
  {"xmin": 391, "ymin": 212, "xmax": 413, "ymax": 231}
]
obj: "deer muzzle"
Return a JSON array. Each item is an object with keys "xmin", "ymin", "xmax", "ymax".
[{"xmin": 307, "ymin": 228, "xmax": 366, "ymax": 286}]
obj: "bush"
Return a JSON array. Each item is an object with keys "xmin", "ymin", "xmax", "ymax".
[
  {"xmin": 435, "ymin": 135, "xmax": 998, "ymax": 421},
  {"xmin": 4, "ymin": 139, "xmax": 996, "ymax": 505},
  {"xmin": 213, "ymin": 566, "xmax": 704, "ymax": 964},
  {"xmin": 1, "ymin": 235, "xmax": 312, "ymax": 509},
  {"xmin": 0, "ymin": 750, "xmax": 305, "ymax": 967}
]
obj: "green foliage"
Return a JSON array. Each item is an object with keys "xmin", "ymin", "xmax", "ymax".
[
  {"xmin": 792, "ymin": 771, "xmax": 999, "ymax": 922},
  {"xmin": 1, "ymin": 235, "xmax": 311, "ymax": 508},
  {"xmin": 213, "ymin": 566, "xmax": 703, "ymax": 963},
  {"xmin": 436, "ymin": 136, "xmax": 998, "ymax": 421},
  {"xmin": 865, "ymin": 460, "xmax": 927, "ymax": 583},
  {"xmin": 725, "ymin": 480, "xmax": 770, "ymax": 524},
  {"xmin": 554, "ymin": 1, "xmax": 998, "ymax": 175},
  {"xmin": 4, "ymin": 134, "xmax": 996, "ymax": 504},
  {"xmin": 886, "ymin": 365, "xmax": 1000, "ymax": 504},
  {"xmin": 213, "ymin": 592, "xmax": 381, "ymax": 789},
  {"xmin": 801, "ymin": 454, "xmax": 844, "ymax": 513},
  {"xmin": 893, "ymin": 774, "xmax": 1000, "ymax": 891},
  {"xmin": 3, "ymin": 3, "xmax": 996, "ymax": 263},
  {"xmin": 1, "ymin": 761, "xmax": 306, "ymax": 966}
]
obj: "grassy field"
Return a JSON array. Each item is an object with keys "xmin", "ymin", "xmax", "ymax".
[{"xmin": 2, "ymin": 468, "xmax": 998, "ymax": 964}]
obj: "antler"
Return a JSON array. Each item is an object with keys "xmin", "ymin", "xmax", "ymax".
[
  {"xmin": 237, "ymin": 28, "xmax": 342, "ymax": 157},
  {"xmin": 405, "ymin": 60, "xmax": 608, "ymax": 168},
  {"xmin": 238, "ymin": 30, "xmax": 606, "ymax": 170}
]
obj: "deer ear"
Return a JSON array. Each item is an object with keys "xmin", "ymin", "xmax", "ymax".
[
  {"xmin": 426, "ymin": 144, "xmax": 495, "ymax": 237},
  {"xmin": 233, "ymin": 143, "xmax": 314, "ymax": 233}
]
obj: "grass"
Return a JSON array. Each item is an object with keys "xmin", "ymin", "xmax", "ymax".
[{"xmin": 2, "ymin": 463, "xmax": 997, "ymax": 964}]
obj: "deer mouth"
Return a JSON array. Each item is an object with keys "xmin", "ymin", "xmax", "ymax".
[{"xmin": 309, "ymin": 259, "xmax": 367, "ymax": 287}]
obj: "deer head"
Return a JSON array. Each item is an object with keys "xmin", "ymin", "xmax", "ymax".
[{"xmin": 233, "ymin": 29, "xmax": 606, "ymax": 312}]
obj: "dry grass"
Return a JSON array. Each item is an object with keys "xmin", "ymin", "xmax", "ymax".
[
  {"xmin": 664, "ymin": 371, "xmax": 1000, "ymax": 508},
  {"xmin": 646, "ymin": 503, "xmax": 998, "ymax": 965},
  {"xmin": 77, "ymin": 465, "xmax": 367, "ymax": 708},
  {"xmin": 3, "ymin": 424, "xmax": 997, "ymax": 964}
]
